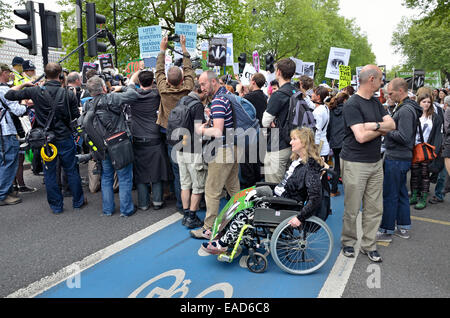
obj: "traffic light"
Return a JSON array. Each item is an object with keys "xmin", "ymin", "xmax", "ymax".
[
  {"xmin": 265, "ymin": 54, "xmax": 274, "ymax": 73},
  {"xmin": 14, "ymin": 1, "xmax": 37, "ymax": 55},
  {"xmin": 86, "ymin": 2, "xmax": 107, "ymax": 57},
  {"xmin": 238, "ymin": 53, "xmax": 246, "ymax": 74}
]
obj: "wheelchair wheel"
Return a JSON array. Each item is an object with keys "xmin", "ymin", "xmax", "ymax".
[
  {"xmin": 246, "ymin": 252, "xmax": 268, "ymax": 273},
  {"xmin": 270, "ymin": 216, "xmax": 333, "ymax": 275}
]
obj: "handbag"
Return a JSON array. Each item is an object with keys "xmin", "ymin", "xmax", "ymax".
[
  {"xmin": 105, "ymin": 131, "xmax": 134, "ymax": 170},
  {"xmin": 412, "ymin": 118, "xmax": 437, "ymax": 164},
  {"xmin": 26, "ymin": 88, "xmax": 62, "ymax": 149}
]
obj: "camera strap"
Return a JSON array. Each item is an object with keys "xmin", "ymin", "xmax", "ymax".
[{"xmin": 40, "ymin": 87, "xmax": 64, "ymax": 134}]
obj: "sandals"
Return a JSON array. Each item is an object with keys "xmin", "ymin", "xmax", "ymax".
[
  {"xmin": 428, "ymin": 196, "xmax": 444, "ymax": 204},
  {"xmin": 201, "ymin": 240, "xmax": 228, "ymax": 255}
]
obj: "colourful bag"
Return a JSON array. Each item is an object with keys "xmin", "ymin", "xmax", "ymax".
[{"xmin": 412, "ymin": 118, "xmax": 437, "ymax": 164}]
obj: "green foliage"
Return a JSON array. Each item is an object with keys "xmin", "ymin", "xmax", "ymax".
[
  {"xmin": 403, "ymin": 0, "xmax": 450, "ymax": 26},
  {"xmin": 392, "ymin": 16, "xmax": 449, "ymax": 85},
  {"xmin": 57, "ymin": 0, "xmax": 376, "ymax": 84}
]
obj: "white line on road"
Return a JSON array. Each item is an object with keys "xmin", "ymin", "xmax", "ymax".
[{"xmin": 7, "ymin": 213, "xmax": 183, "ymax": 298}]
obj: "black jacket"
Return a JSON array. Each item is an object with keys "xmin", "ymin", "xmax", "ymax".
[
  {"xmin": 244, "ymin": 89, "xmax": 267, "ymax": 127},
  {"xmin": 385, "ymin": 97, "xmax": 423, "ymax": 161},
  {"xmin": 327, "ymin": 103, "xmax": 345, "ymax": 149},
  {"xmin": 426, "ymin": 106, "xmax": 444, "ymax": 154},
  {"xmin": 5, "ymin": 81, "xmax": 79, "ymax": 141},
  {"xmin": 280, "ymin": 157, "xmax": 322, "ymax": 222}
]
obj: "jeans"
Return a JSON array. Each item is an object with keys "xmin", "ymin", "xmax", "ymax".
[
  {"xmin": 0, "ymin": 135, "xmax": 20, "ymax": 200},
  {"xmin": 167, "ymin": 143, "xmax": 182, "ymax": 210},
  {"xmin": 137, "ymin": 182, "xmax": 163, "ymax": 208},
  {"xmin": 42, "ymin": 138, "xmax": 84, "ymax": 213},
  {"xmin": 380, "ymin": 159, "xmax": 411, "ymax": 234},
  {"xmin": 434, "ymin": 167, "xmax": 446, "ymax": 200},
  {"xmin": 101, "ymin": 156, "xmax": 134, "ymax": 215}
]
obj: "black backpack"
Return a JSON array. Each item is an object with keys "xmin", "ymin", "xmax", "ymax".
[
  {"xmin": 166, "ymin": 95, "xmax": 201, "ymax": 146},
  {"xmin": 278, "ymin": 90, "xmax": 317, "ymax": 144},
  {"xmin": 80, "ymin": 96, "xmax": 108, "ymax": 161}
]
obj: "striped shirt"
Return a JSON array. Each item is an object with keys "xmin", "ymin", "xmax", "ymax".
[
  {"xmin": 0, "ymin": 85, "xmax": 27, "ymax": 136},
  {"xmin": 210, "ymin": 86, "xmax": 233, "ymax": 133}
]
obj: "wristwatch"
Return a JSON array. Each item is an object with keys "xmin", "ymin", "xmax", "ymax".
[{"xmin": 375, "ymin": 122, "xmax": 380, "ymax": 131}]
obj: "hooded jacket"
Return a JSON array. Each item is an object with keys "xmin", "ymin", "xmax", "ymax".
[
  {"xmin": 327, "ymin": 103, "xmax": 345, "ymax": 149},
  {"xmin": 384, "ymin": 97, "xmax": 423, "ymax": 161}
]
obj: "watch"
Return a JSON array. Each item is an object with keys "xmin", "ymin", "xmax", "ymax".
[{"xmin": 375, "ymin": 122, "xmax": 380, "ymax": 131}]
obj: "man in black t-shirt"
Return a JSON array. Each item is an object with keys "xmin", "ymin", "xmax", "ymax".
[
  {"xmin": 340, "ymin": 65, "xmax": 395, "ymax": 263},
  {"xmin": 261, "ymin": 58, "xmax": 297, "ymax": 183}
]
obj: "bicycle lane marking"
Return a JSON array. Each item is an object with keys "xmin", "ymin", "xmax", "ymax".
[{"xmin": 9, "ymin": 196, "xmax": 346, "ymax": 298}]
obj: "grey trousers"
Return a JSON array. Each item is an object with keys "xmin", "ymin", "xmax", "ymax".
[{"xmin": 341, "ymin": 159, "xmax": 384, "ymax": 252}]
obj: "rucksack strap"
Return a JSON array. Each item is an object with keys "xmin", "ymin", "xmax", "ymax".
[{"xmin": 40, "ymin": 87, "xmax": 65, "ymax": 133}]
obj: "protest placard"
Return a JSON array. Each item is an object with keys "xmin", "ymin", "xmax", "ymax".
[
  {"xmin": 413, "ymin": 69, "xmax": 425, "ymax": 90},
  {"xmin": 215, "ymin": 33, "xmax": 234, "ymax": 66},
  {"xmin": 325, "ymin": 47, "xmax": 351, "ymax": 80},
  {"xmin": 290, "ymin": 57, "xmax": 303, "ymax": 75},
  {"xmin": 174, "ymin": 23, "xmax": 197, "ymax": 58},
  {"xmin": 208, "ymin": 37, "xmax": 227, "ymax": 67},
  {"xmin": 98, "ymin": 53, "xmax": 114, "ymax": 71},
  {"xmin": 138, "ymin": 25, "xmax": 162, "ymax": 59},
  {"xmin": 424, "ymin": 70, "xmax": 442, "ymax": 88},
  {"xmin": 239, "ymin": 63, "xmax": 256, "ymax": 86},
  {"xmin": 302, "ymin": 62, "xmax": 315, "ymax": 79},
  {"xmin": 124, "ymin": 59, "xmax": 142, "ymax": 77},
  {"xmin": 81, "ymin": 62, "xmax": 99, "ymax": 83},
  {"xmin": 339, "ymin": 65, "xmax": 352, "ymax": 90}
]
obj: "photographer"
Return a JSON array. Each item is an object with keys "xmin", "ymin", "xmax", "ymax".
[
  {"xmin": 5, "ymin": 63, "xmax": 86, "ymax": 214},
  {"xmin": 67, "ymin": 72, "xmax": 83, "ymax": 105},
  {"xmin": 83, "ymin": 74, "xmax": 142, "ymax": 217}
]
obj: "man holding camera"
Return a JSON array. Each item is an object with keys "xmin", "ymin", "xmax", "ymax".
[{"xmin": 5, "ymin": 63, "xmax": 85, "ymax": 214}]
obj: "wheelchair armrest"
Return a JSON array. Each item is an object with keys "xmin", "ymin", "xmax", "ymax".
[
  {"xmin": 259, "ymin": 196, "xmax": 300, "ymax": 206},
  {"xmin": 255, "ymin": 182, "xmax": 279, "ymax": 189}
]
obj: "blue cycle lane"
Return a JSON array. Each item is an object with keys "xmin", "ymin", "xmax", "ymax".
[{"xmin": 38, "ymin": 189, "xmax": 344, "ymax": 298}]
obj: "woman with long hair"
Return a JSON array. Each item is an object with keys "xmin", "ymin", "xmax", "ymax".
[
  {"xmin": 409, "ymin": 91, "xmax": 444, "ymax": 209},
  {"xmin": 201, "ymin": 127, "xmax": 326, "ymax": 254}
]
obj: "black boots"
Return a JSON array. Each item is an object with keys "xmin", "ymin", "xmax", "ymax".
[{"xmin": 183, "ymin": 209, "xmax": 203, "ymax": 229}]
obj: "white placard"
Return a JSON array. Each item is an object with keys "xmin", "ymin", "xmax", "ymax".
[
  {"xmin": 325, "ymin": 47, "xmax": 351, "ymax": 80},
  {"xmin": 302, "ymin": 62, "xmax": 315, "ymax": 79},
  {"xmin": 290, "ymin": 57, "xmax": 303, "ymax": 75},
  {"xmin": 215, "ymin": 33, "xmax": 234, "ymax": 66},
  {"xmin": 239, "ymin": 63, "xmax": 256, "ymax": 86}
]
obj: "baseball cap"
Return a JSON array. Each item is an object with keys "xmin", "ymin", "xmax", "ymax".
[
  {"xmin": 12, "ymin": 56, "xmax": 25, "ymax": 66},
  {"xmin": 22, "ymin": 60, "xmax": 36, "ymax": 71},
  {"xmin": 0, "ymin": 63, "xmax": 13, "ymax": 72}
]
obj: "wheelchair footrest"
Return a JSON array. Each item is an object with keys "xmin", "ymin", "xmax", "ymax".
[{"xmin": 217, "ymin": 253, "xmax": 233, "ymax": 263}]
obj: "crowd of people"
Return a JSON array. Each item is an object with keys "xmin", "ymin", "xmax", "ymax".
[{"xmin": 1, "ymin": 36, "xmax": 449, "ymax": 263}]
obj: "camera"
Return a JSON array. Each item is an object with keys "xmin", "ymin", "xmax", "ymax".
[{"xmin": 168, "ymin": 34, "xmax": 180, "ymax": 42}]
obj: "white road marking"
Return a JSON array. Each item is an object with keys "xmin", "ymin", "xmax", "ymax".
[{"xmin": 7, "ymin": 213, "xmax": 183, "ymax": 298}]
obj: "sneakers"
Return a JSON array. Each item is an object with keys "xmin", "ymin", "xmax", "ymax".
[
  {"xmin": 342, "ymin": 246, "xmax": 355, "ymax": 258},
  {"xmin": 376, "ymin": 231, "xmax": 393, "ymax": 243},
  {"xmin": 201, "ymin": 240, "xmax": 228, "ymax": 255},
  {"xmin": 0, "ymin": 195, "xmax": 22, "ymax": 206},
  {"xmin": 394, "ymin": 228, "xmax": 410, "ymax": 239},
  {"xmin": 360, "ymin": 249, "xmax": 382, "ymax": 262},
  {"xmin": 190, "ymin": 227, "xmax": 212, "ymax": 240},
  {"xmin": 185, "ymin": 215, "xmax": 203, "ymax": 229}
]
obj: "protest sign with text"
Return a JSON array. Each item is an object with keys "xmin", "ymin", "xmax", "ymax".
[
  {"xmin": 339, "ymin": 65, "xmax": 352, "ymax": 90},
  {"xmin": 325, "ymin": 47, "xmax": 351, "ymax": 80},
  {"xmin": 138, "ymin": 25, "xmax": 162, "ymax": 59}
]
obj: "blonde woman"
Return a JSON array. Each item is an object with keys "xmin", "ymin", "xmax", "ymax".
[{"xmin": 201, "ymin": 127, "xmax": 326, "ymax": 254}]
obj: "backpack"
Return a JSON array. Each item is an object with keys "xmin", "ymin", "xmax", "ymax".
[
  {"xmin": 166, "ymin": 95, "xmax": 201, "ymax": 146},
  {"xmin": 279, "ymin": 90, "xmax": 316, "ymax": 144},
  {"xmin": 80, "ymin": 96, "xmax": 108, "ymax": 161},
  {"xmin": 216, "ymin": 93, "xmax": 260, "ymax": 146}
]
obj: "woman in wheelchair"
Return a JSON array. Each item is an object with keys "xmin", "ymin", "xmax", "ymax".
[{"xmin": 201, "ymin": 127, "xmax": 327, "ymax": 254}]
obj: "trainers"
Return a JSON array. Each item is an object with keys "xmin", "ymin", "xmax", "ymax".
[
  {"xmin": 360, "ymin": 249, "xmax": 382, "ymax": 262},
  {"xmin": 342, "ymin": 246, "xmax": 355, "ymax": 258},
  {"xmin": 185, "ymin": 215, "xmax": 204, "ymax": 229},
  {"xmin": 181, "ymin": 209, "xmax": 189, "ymax": 226},
  {"xmin": 201, "ymin": 240, "xmax": 227, "ymax": 255},
  {"xmin": 376, "ymin": 231, "xmax": 393, "ymax": 243},
  {"xmin": 190, "ymin": 228, "xmax": 211, "ymax": 240},
  {"xmin": 394, "ymin": 228, "xmax": 410, "ymax": 239},
  {"xmin": 0, "ymin": 195, "xmax": 22, "ymax": 205}
]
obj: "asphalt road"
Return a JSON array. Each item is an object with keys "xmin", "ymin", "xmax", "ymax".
[{"xmin": 1, "ymin": 164, "xmax": 449, "ymax": 298}]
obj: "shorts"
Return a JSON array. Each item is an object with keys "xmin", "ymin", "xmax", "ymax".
[{"xmin": 176, "ymin": 151, "xmax": 207, "ymax": 194}]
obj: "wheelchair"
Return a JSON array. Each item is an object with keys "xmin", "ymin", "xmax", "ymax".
[{"xmin": 209, "ymin": 179, "xmax": 334, "ymax": 275}]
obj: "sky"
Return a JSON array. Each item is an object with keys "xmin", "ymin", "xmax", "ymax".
[
  {"xmin": 338, "ymin": 0, "xmax": 422, "ymax": 70},
  {"xmin": 2, "ymin": 0, "xmax": 422, "ymax": 71}
]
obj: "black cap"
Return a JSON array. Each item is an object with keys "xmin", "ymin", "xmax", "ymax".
[
  {"xmin": 22, "ymin": 60, "xmax": 36, "ymax": 71},
  {"xmin": 12, "ymin": 56, "xmax": 25, "ymax": 66}
]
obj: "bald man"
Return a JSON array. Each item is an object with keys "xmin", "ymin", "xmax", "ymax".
[{"xmin": 340, "ymin": 65, "xmax": 395, "ymax": 262}]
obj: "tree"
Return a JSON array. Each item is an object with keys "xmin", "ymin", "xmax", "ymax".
[
  {"xmin": 403, "ymin": 0, "xmax": 450, "ymax": 26},
  {"xmin": 0, "ymin": 0, "xmax": 15, "ymax": 45},
  {"xmin": 391, "ymin": 16, "xmax": 449, "ymax": 85}
]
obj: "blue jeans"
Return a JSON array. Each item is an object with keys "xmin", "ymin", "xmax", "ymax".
[
  {"xmin": 101, "ymin": 156, "xmax": 134, "ymax": 215},
  {"xmin": 380, "ymin": 159, "xmax": 411, "ymax": 234},
  {"xmin": 0, "ymin": 135, "xmax": 20, "ymax": 200},
  {"xmin": 167, "ymin": 143, "xmax": 182, "ymax": 210},
  {"xmin": 43, "ymin": 138, "xmax": 84, "ymax": 213},
  {"xmin": 435, "ymin": 167, "xmax": 447, "ymax": 200},
  {"xmin": 137, "ymin": 182, "xmax": 163, "ymax": 208}
]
